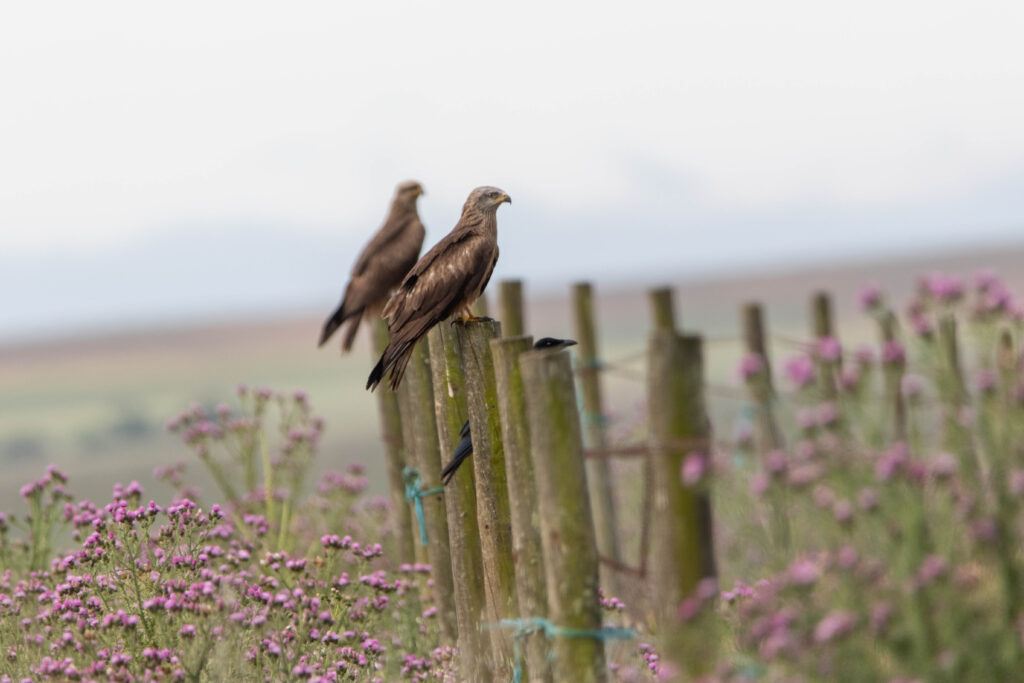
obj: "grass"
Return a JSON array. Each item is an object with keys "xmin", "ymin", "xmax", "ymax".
[{"xmin": 3, "ymin": 270, "xmax": 1023, "ymax": 680}]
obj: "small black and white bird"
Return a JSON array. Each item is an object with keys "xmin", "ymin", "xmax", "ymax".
[{"xmin": 440, "ymin": 337, "xmax": 577, "ymax": 485}]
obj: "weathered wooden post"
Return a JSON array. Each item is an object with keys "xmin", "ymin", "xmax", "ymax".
[
  {"xmin": 396, "ymin": 341, "xmax": 458, "ymax": 642},
  {"xmin": 811, "ymin": 291, "xmax": 838, "ymax": 399},
  {"xmin": 395, "ymin": 384, "xmax": 429, "ymax": 580},
  {"xmin": 492, "ymin": 335, "xmax": 552, "ymax": 683},
  {"xmin": 879, "ymin": 311, "xmax": 907, "ymax": 441},
  {"xmin": 457, "ymin": 321, "xmax": 517, "ymax": 676},
  {"xmin": 649, "ymin": 287, "xmax": 676, "ymax": 332},
  {"xmin": 427, "ymin": 325, "xmax": 492, "ymax": 680},
  {"xmin": 521, "ymin": 347, "xmax": 606, "ymax": 683},
  {"xmin": 647, "ymin": 289, "xmax": 716, "ymax": 674},
  {"xmin": 741, "ymin": 302, "xmax": 789, "ymax": 549},
  {"xmin": 499, "ymin": 279, "xmax": 526, "ymax": 337},
  {"xmin": 571, "ymin": 282, "xmax": 621, "ymax": 592},
  {"xmin": 937, "ymin": 315, "xmax": 977, "ymax": 484},
  {"xmin": 370, "ymin": 317, "xmax": 415, "ymax": 566},
  {"xmin": 741, "ymin": 302, "xmax": 784, "ymax": 452}
]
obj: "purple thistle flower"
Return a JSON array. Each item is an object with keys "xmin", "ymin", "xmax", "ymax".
[
  {"xmin": 814, "ymin": 610, "xmax": 857, "ymax": 643},
  {"xmin": 924, "ymin": 272, "xmax": 965, "ymax": 303},
  {"xmin": 783, "ymin": 355, "xmax": 815, "ymax": 389},
  {"xmin": 858, "ymin": 284, "xmax": 883, "ymax": 311},
  {"xmin": 737, "ymin": 353, "xmax": 764, "ymax": 382},
  {"xmin": 881, "ymin": 340, "xmax": 905, "ymax": 365},
  {"xmin": 681, "ymin": 452, "xmax": 708, "ymax": 486},
  {"xmin": 788, "ymin": 558, "xmax": 820, "ymax": 586},
  {"xmin": 816, "ymin": 336, "xmax": 842, "ymax": 362}
]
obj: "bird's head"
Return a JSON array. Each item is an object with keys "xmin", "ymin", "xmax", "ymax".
[
  {"xmin": 467, "ymin": 186, "xmax": 511, "ymax": 214},
  {"xmin": 533, "ymin": 337, "xmax": 577, "ymax": 350},
  {"xmin": 395, "ymin": 181, "xmax": 425, "ymax": 208}
]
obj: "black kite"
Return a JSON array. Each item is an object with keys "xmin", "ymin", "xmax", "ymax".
[
  {"xmin": 318, "ymin": 181, "xmax": 426, "ymax": 352},
  {"xmin": 366, "ymin": 185, "xmax": 511, "ymax": 391}
]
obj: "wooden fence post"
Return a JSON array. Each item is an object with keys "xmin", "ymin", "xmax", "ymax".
[
  {"xmin": 649, "ymin": 287, "xmax": 676, "ymax": 332},
  {"xmin": 499, "ymin": 280, "xmax": 526, "ymax": 337},
  {"xmin": 811, "ymin": 291, "xmax": 838, "ymax": 399},
  {"xmin": 571, "ymin": 282, "xmax": 621, "ymax": 593},
  {"xmin": 396, "ymin": 341, "xmax": 458, "ymax": 642},
  {"xmin": 427, "ymin": 325, "xmax": 492, "ymax": 681},
  {"xmin": 492, "ymin": 335, "xmax": 552, "ymax": 683},
  {"xmin": 521, "ymin": 348, "xmax": 606, "ymax": 683},
  {"xmin": 741, "ymin": 302, "xmax": 784, "ymax": 452},
  {"xmin": 879, "ymin": 311, "xmax": 907, "ymax": 442},
  {"xmin": 740, "ymin": 302, "xmax": 789, "ymax": 550},
  {"xmin": 647, "ymin": 304, "xmax": 716, "ymax": 674},
  {"xmin": 937, "ymin": 315, "xmax": 977, "ymax": 483},
  {"xmin": 370, "ymin": 317, "xmax": 415, "ymax": 566},
  {"xmin": 457, "ymin": 321, "xmax": 517, "ymax": 677}
]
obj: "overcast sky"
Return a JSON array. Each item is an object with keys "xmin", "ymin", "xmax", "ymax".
[{"xmin": 2, "ymin": 1, "xmax": 1024, "ymax": 340}]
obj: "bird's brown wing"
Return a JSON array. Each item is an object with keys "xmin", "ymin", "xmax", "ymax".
[
  {"xmin": 319, "ymin": 215, "xmax": 425, "ymax": 348},
  {"xmin": 385, "ymin": 230, "xmax": 496, "ymax": 332},
  {"xmin": 351, "ymin": 214, "xmax": 423, "ymax": 278},
  {"xmin": 368, "ymin": 231, "xmax": 497, "ymax": 390}
]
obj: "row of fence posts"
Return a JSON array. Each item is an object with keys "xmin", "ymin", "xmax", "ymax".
[
  {"xmin": 365, "ymin": 279, "xmax": 720, "ymax": 680},
  {"xmin": 369, "ymin": 278, "xmax": 944, "ymax": 679}
]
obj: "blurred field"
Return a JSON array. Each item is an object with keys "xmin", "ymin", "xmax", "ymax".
[{"xmin": 3, "ymin": 243, "xmax": 1022, "ymax": 507}]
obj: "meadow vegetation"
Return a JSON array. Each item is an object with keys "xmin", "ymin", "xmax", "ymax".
[{"xmin": 1, "ymin": 271, "xmax": 1023, "ymax": 681}]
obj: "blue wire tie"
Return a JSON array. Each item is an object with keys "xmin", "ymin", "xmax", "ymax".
[
  {"xmin": 403, "ymin": 466, "xmax": 444, "ymax": 546},
  {"xmin": 488, "ymin": 617, "xmax": 635, "ymax": 683}
]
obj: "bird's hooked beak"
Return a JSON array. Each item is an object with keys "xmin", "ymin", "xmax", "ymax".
[
  {"xmin": 497, "ymin": 193, "xmax": 511, "ymax": 205},
  {"xmin": 561, "ymin": 339, "xmax": 578, "ymax": 348}
]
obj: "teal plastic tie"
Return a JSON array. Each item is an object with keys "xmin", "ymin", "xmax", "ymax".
[
  {"xmin": 489, "ymin": 617, "xmax": 635, "ymax": 682},
  {"xmin": 403, "ymin": 467, "xmax": 444, "ymax": 546}
]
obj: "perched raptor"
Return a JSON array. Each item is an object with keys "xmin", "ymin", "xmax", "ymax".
[
  {"xmin": 366, "ymin": 185, "xmax": 511, "ymax": 391},
  {"xmin": 440, "ymin": 337, "xmax": 578, "ymax": 485},
  {"xmin": 318, "ymin": 181, "xmax": 426, "ymax": 353}
]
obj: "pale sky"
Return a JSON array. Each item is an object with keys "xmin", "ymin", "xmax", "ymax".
[{"xmin": 2, "ymin": 1, "xmax": 1024, "ymax": 338}]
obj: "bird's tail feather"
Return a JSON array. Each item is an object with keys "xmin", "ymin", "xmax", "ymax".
[
  {"xmin": 366, "ymin": 355, "xmax": 387, "ymax": 391},
  {"xmin": 442, "ymin": 432, "xmax": 473, "ymax": 485},
  {"xmin": 318, "ymin": 301, "xmax": 356, "ymax": 348},
  {"xmin": 387, "ymin": 346, "xmax": 415, "ymax": 391},
  {"xmin": 341, "ymin": 315, "xmax": 362, "ymax": 353}
]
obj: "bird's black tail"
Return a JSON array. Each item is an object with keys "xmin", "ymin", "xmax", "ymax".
[
  {"xmin": 366, "ymin": 340, "xmax": 416, "ymax": 392},
  {"xmin": 441, "ymin": 421, "xmax": 473, "ymax": 485},
  {"xmin": 340, "ymin": 315, "xmax": 362, "ymax": 352},
  {"xmin": 366, "ymin": 355, "xmax": 387, "ymax": 391},
  {"xmin": 318, "ymin": 301, "xmax": 355, "ymax": 348}
]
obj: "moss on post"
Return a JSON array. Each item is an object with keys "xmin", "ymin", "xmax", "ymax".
[
  {"xmin": 520, "ymin": 348, "xmax": 606, "ymax": 683},
  {"xmin": 647, "ymin": 327, "xmax": 716, "ymax": 674},
  {"xmin": 397, "ymin": 341, "xmax": 458, "ymax": 642},
  {"xmin": 491, "ymin": 335, "xmax": 552, "ymax": 683},
  {"xmin": 457, "ymin": 320, "xmax": 517, "ymax": 676},
  {"xmin": 426, "ymin": 325, "xmax": 492, "ymax": 681},
  {"xmin": 499, "ymin": 280, "xmax": 526, "ymax": 337},
  {"xmin": 571, "ymin": 282, "xmax": 621, "ymax": 593},
  {"xmin": 370, "ymin": 317, "xmax": 415, "ymax": 566}
]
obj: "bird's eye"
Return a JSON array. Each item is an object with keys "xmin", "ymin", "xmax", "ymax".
[{"xmin": 488, "ymin": 192, "xmax": 498, "ymax": 198}]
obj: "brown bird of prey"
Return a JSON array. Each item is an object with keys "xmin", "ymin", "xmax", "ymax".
[
  {"xmin": 366, "ymin": 185, "xmax": 511, "ymax": 391},
  {"xmin": 318, "ymin": 181, "xmax": 426, "ymax": 352}
]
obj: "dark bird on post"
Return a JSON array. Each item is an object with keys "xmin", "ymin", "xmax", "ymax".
[
  {"xmin": 440, "ymin": 337, "xmax": 577, "ymax": 485},
  {"xmin": 366, "ymin": 186, "xmax": 511, "ymax": 391},
  {"xmin": 318, "ymin": 181, "xmax": 426, "ymax": 353}
]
